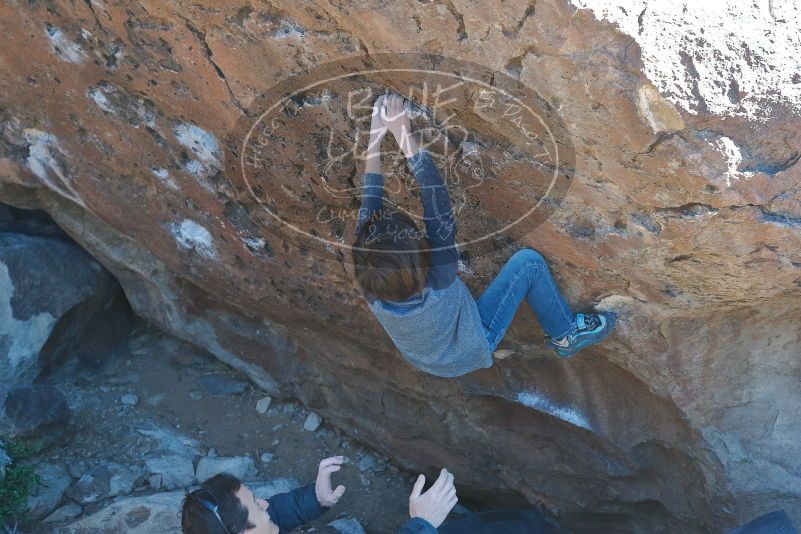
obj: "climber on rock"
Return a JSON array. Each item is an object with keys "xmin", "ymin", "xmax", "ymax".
[
  {"xmin": 180, "ymin": 456, "xmax": 458, "ymax": 533},
  {"xmin": 352, "ymin": 93, "xmax": 616, "ymax": 377}
]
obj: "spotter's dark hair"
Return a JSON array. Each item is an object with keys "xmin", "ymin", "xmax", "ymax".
[{"xmin": 181, "ymin": 473, "xmax": 252, "ymax": 534}]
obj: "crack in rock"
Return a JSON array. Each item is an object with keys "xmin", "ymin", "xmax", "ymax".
[
  {"xmin": 180, "ymin": 19, "xmax": 246, "ymax": 116},
  {"xmin": 502, "ymin": 0, "xmax": 537, "ymax": 38},
  {"xmin": 434, "ymin": 0, "xmax": 468, "ymax": 42}
]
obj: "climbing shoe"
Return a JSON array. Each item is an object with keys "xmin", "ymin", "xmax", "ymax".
[{"xmin": 547, "ymin": 311, "xmax": 617, "ymax": 358}]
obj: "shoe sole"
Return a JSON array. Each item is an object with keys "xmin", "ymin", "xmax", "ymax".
[{"xmin": 552, "ymin": 312, "xmax": 617, "ymax": 358}]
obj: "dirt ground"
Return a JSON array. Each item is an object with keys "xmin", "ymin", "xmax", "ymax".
[{"xmin": 30, "ymin": 322, "xmax": 473, "ymax": 533}]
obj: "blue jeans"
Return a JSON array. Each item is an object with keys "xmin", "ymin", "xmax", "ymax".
[{"xmin": 477, "ymin": 249, "xmax": 576, "ymax": 351}]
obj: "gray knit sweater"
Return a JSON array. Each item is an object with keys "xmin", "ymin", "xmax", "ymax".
[{"xmin": 356, "ymin": 151, "xmax": 493, "ymax": 377}]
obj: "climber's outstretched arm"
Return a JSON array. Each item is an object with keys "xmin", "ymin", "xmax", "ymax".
[
  {"xmin": 384, "ymin": 94, "xmax": 459, "ymax": 287},
  {"xmin": 355, "ymin": 95, "xmax": 388, "ymax": 237}
]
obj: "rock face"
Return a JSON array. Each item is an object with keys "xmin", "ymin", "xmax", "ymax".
[
  {"xmin": 144, "ymin": 455, "xmax": 196, "ymax": 490},
  {"xmin": 0, "ymin": 230, "xmax": 111, "ymax": 385},
  {"xmin": 4, "ymin": 385, "xmax": 71, "ymax": 444},
  {"xmin": 0, "ymin": 1, "xmax": 800, "ymax": 532},
  {"xmin": 65, "ymin": 462, "xmax": 143, "ymax": 504},
  {"xmin": 0, "ymin": 205, "xmax": 132, "ymax": 413},
  {"xmin": 55, "ymin": 491, "xmax": 186, "ymax": 534},
  {"xmin": 0, "ymin": 440, "xmax": 10, "ymax": 480},
  {"xmin": 26, "ymin": 462, "xmax": 72, "ymax": 521},
  {"xmin": 195, "ymin": 455, "xmax": 257, "ymax": 483}
]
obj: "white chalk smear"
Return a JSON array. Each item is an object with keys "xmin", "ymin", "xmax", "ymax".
[
  {"xmin": 150, "ymin": 167, "xmax": 179, "ymax": 190},
  {"xmin": 23, "ymin": 129, "xmax": 83, "ymax": 205},
  {"xmin": 174, "ymin": 123, "xmax": 221, "ymax": 165},
  {"xmin": 151, "ymin": 167, "xmax": 170, "ymax": 179},
  {"xmin": 570, "ymin": 0, "xmax": 801, "ymax": 121},
  {"xmin": 45, "ymin": 25, "xmax": 86, "ymax": 63},
  {"xmin": 170, "ymin": 219, "xmax": 217, "ymax": 259},
  {"xmin": 515, "ymin": 390, "xmax": 593, "ymax": 431},
  {"xmin": 88, "ymin": 88, "xmax": 113, "ymax": 113},
  {"xmin": 184, "ymin": 159, "xmax": 205, "ymax": 177},
  {"xmin": 711, "ymin": 136, "xmax": 755, "ymax": 186},
  {"xmin": 87, "ymin": 83, "xmax": 156, "ymax": 128},
  {"xmin": 272, "ymin": 21, "xmax": 305, "ymax": 40},
  {"xmin": 174, "ymin": 123, "xmax": 222, "ymax": 178}
]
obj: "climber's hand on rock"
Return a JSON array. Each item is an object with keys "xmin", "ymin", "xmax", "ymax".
[
  {"xmin": 382, "ymin": 93, "xmax": 417, "ymax": 157},
  {"xmin": 409, "ymin": 468, "xmax": 457, "ymax": 528},
  {"xmin": 382, "ymin": 93, "xmax": 410, "ymax": 138},
  {"xmin": 315, "ymin": 456, "xmax": 346, "ymax": 507},
  {"xmin": 370, "ymin": 94, "xmax": 388, "ymax": 145}
]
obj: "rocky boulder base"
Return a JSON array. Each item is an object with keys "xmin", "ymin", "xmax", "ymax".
[
  {"xmin": 0, "ymin": 205, "xmax": 131, "ymax": 444},
  {"xmin": 26, "ymin": 462, "xmax": 72, "ymax": 521},
  {"xmin": 0, "ymin": 227, "xmax": 115, "ymax": 393},
  {"xmin": 1, "ymin": 1, "xmax": 800, "ymax": 532},
  {"xmin": 4, "ymin": 385, "xmax": 71, "ymax": 446}
]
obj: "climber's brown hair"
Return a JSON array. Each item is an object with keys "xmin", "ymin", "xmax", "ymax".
[{"xmin": 352, "ymin": 210, "xmax": 430, "ymax": 302}]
